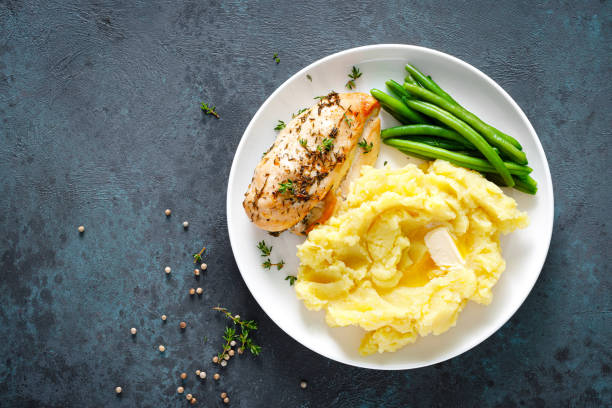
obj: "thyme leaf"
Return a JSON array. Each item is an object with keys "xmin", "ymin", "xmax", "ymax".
[
  {"xmin": 200, "ymin": 102, "xmax": 220, "ymax": 118},
  {"xmin": 345, "ymin": 66, "xmax": 362, "ymax": 89},
  {"xmin": 257, "ymin": 240, "xmax": 272, "ymax": 257},
  {"xmin": 278, "ymin": 180, "xmax": 295, "ymax": 195},
  {"xmin": 358, "ymin": 139, "xmax": 373, "ymax": 153},
  {"xmin": 317, "ymin": 138, "xmax": 334, "ymax": 152},
  {"xmin": 274, "ymin": 120, "xmax": 286, "ymax": 131}
]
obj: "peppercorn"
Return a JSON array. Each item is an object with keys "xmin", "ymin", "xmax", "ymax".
[
  {"xmin": 196, "ymin": 287, "xmax": 203, "ymax": 295},
  {"xmin": 177, "ymin": 386, "xmax": 184, "ymax": 394},
  {"xmin": 165, "ymin": 209, "xmax": 171, "ymax": 216},
  {"xmin": 180, "ymin": 321, "xmax": 187, "ymax": 329},
  {"xmin": 194, "ymin": 268, "xmax": 200, "ymax": 276},
  {"xmin": 201, "ymin": 263, "xmax": 207, "ymax": 271},
  {"xmin": 213, "ymin": 373, "xmax": 220, "ymax": 380},
  {"xmin": 115, "ymin": 386, "xmax": 122, "ymax": 394},
  {"xmin": 158, "ymin": 345, "xmax": 165, "ymax": 352},
  {"xmin": 189, "ymin": 288, "xmax": 195, "ymax": 295},
  {"xmin": 78, "ymin": 225, "xmax": 85, "ymax": 233},
  {"xmin": 130, "ymin": 327, "xmax": 137, "ymax": 335},
  {"xmin": 180, "ymin": 372, "xmax": 187, "ymax": 380},
  {"xmin": 183, "ymin": 221, "xmax": 189, "ymax": 228}
]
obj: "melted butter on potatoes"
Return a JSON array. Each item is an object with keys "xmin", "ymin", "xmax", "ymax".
[{"xmin": 294, "ymin": 160, "xmax": 528, "ymax": 355}]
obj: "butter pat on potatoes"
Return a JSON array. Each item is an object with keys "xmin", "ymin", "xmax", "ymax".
[
  {"xmin": 294, "ymin": 160, "xmax": 529, "ymax": 355},
  {"xmin": 425, "ymin": 227, "xmax": 464, "ymax": 267}
]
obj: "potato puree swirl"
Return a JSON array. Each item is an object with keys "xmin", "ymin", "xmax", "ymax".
[{"xmin": 294, "ymin": 160, "xmax": 528, "ymax": 355}]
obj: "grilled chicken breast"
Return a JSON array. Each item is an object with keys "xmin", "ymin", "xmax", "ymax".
[{"xmin": 243, "ymin": 92, "xmax": 381, "ymax": 233}]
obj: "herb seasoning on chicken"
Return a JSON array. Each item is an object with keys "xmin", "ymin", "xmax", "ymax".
[{"xmin": 243, "ymin": 92, "xmax": 381, "ymax": 234}]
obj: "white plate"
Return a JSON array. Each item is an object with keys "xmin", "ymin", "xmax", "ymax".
[{"xmin": 227, "ymin": 45, "xmax": 554, "ymax": 370}]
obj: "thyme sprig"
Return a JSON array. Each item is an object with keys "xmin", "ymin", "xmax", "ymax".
[
  {"xmin": 263, "ymin": 258, "xmax": 284, "ymax": 270},
  {"xmin": 213, "ymin": 307, "xmax": 261, "ymax": 362},
  {"xmin": 200, "ymin": 102, "xmax": 219, "ymax": 118},
  {"xmin": 193, "ymin": 246, "xmax": 206, "ymax": 264},
  {"xmin": 274, "ymin": 120, "xmax": 286, "ymax": 131},
  {"xmin": 317, "ymin": 138, "xmax": 334, "ymax": 152},
  {"xmin": 358, "ymin": 139, "xmax": 373, "ymax": 153},
  {"xmin": 257, "ymin": 240, "xmax": 272, "ymax": 257},
  {"xmin": 285, "ymin": 275, "xmax": 297, "ymax": 286},
  {"xmin": 273, "ymin": 52, "xmax": 280, "ymax": 64},
  {"xmin": 292, "ymin": 108, "xmax": 308, "ymax": 118},
  {"xmin": 345, "ymin": 66, "xmax": 362, "ymax": 89},
  {"xmin": 278, "ymin": 180, "xmax": 295, "ymax": 195},
  {"xmin": 343, "ymin": 111, "xmax": 353, "ymax": 127}
]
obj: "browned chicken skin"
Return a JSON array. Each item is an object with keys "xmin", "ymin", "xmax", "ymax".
[{"xmin": 243, "ymin": 92, "xmax": 381, "ymax": 233}]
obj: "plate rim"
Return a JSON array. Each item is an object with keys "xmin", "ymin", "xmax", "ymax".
[{"xmin": 226, "ymin": 44, "xmax": 554, "ymax": 370}]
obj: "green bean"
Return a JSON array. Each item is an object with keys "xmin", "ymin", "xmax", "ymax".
[
  {"xmin": 404, "ymin": 74, "xmax": 421, "ymax": 87},
  {"xmin": 486, "ymin": 174, "xmax": 538, "ymax": 195},
  {"xmin": 403, "ymin": 83, "xmax": 526, "ymax": 163},
  {"xmin": 381, "ymin": 124, "xmax": 472, "ymax": 147},
  {"xmin": 405, "ymin": 64, "xmax": 457, "ymax": 104},
  {"xmin": 385, "ymin": 79, "xmax": 412, "ymax": 100},
  {"xmin": 406, "ymin": 65, "xmax": 522, "ymax": 150},
  {"xmin": 398, "ymin": 136, "xmax": 469, "ymax": 151},
  {"xmin": 378, "ymin": 102, "xmax": 414, "ymax": 125},
  {"xmin": 402, "ymin": 99, "xmax": 515, "ymax": 186},
  {"xmin": 370, "ymin": 89, "xmax": 427, "ymax": 124},
  {"xmin": 456, "ymin": 146, "xmax": 502, "ymax": 158},
  {"xmin": 384, "ymin": 139, "xmax": 532, "ymax": 176},
  {"xmin": 514, "ymin": 175, "xmax": 538, "ymax": 194}
]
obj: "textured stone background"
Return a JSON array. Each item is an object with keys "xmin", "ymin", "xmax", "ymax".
[{"xmin": 1, "ymin": 0, "xmax": 610, "ymax": 407}]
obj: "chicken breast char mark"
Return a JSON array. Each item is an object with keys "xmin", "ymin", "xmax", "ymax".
[{"xmin": 243, "ymin": 92, "xmax": 380, "ymax": 232}]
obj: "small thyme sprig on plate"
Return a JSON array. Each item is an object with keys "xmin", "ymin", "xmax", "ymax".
[
  {"xmin": 317, "ymin": 138, "xmax": 334, "ymax": 152},
  {"xmin": 212, "ymin": 307, "xmax": 261, "ymax": 363},
  {"xmin": 285, "ymin": 275, "xmax": 297, "ymax": 286},
  {"xmin": 306, "ymin": 74, "xmax": 312, "ymax": 81},
  {"xmin": 257, "ymin": 240, "xmax": 272, "ymax": 257},
  {"xmin": 193, "ymin": 246, "xmax": 206, "ymax": 264},
  {"xmin": 299, "ymin": 138, "xmax": 307, "ymax": 147},
  {"xmin": 273, "ymin": 52, "xmax": 280, "ymax": 64},
  {"xmin": 345, "ymin": 66, "xmax": 362, "ymax": 89},
  {"xmin": 358, "ymin": 139, "xmax": 373, "ymax": 153},
  {"xmin": 274, "ymin": 120, "xmax": 286, "ymax": 131},
  {"xmin": 263, "ymin": 258, "xmax": 284, "ymax": 270},
  {"xmin": 200, "ymin": 102, "xmax": 219, "ymax": 118}
]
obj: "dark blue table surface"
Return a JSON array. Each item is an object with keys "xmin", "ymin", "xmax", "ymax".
[{"xmin": 1, "ymin": 1, "xmax": 610, "ymax": 407}]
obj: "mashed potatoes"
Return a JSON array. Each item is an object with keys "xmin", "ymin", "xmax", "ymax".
[{"xmin": 294, "ymin": 160, "xmax": 528, "ymax": 355}]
